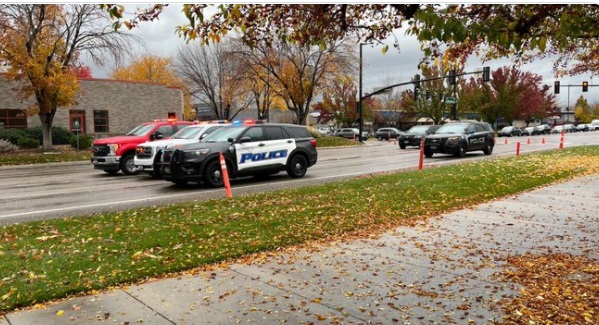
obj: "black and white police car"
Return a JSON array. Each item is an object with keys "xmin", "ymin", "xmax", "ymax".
[
  {"xmin": 423, "ymin": 121, "xmax": 495, "ymax": 158},
  {"xmin": 156, "ymin": 120, "xmax": 318, "ymax": 187}
]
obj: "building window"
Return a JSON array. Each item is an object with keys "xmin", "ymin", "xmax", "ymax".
[
  {"xmin": 93, "ymin": 110, "xmax": 109, "ymax": 133},
  {"xmin": 0, "ymin": 109, "xmax": 28, "ymax": 128}
]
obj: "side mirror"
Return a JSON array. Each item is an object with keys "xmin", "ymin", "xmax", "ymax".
[
  {"xmin": 150, "ymin": 134, "xmax": 156, "ymax": 141},
  {"xmin": 239, "ymin": 136, "xmax": 252, "ymax": 143}
]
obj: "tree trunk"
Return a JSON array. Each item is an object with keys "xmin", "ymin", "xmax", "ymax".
[{"xmin": 39, "ymin": 112, "xmax": 55, "ymax": 151}]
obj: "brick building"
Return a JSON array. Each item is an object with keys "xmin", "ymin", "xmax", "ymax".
[{"xmin": 0, "ymin": 77, "xmax": 184, "ymax": 138}]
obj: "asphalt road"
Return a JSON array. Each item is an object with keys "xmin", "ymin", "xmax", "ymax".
[{"xmin": 0, "ymin": 132, "xmax": 596, "ymax": 224}]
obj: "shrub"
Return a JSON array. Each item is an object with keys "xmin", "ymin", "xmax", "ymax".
[
  {"xmin": 70, "ymin": 135, "xmax": 93, "ymax": 150},
  {"xmin": 22, "ymin": 127, "xmax": 43, "ymax": 142},
  {"xmin": 17, "ymin": 137, "xmax": 40, "ymax": 149},
  {"xmin": 52, "ymin": 126, "xmax": 74, "ymax": 145},
  {"xmin": 0, "ymin": 128, "xmax": 26, "ymax": 145},
  {"xmin": 0, "ymin": 139, "xmax": 18, "ymax": 152}
]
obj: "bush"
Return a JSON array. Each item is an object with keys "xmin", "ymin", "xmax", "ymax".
[
  {"xmin": 0, "ymin": 128, "xmax": 26, "ymax": 145},
  {"xmin": 70, "ymin": 135, "xmax": 93, "ymax": 150},
  {"xmin": 52, "ymin": 126, "xmax": 74, "ymax": 145},
  {"xmin": 17, "ymin": 137, "xmax": 40, "ymax": 149},
  {"xmin": 0, "ymin": 139, "xmax": 18, "ymax": 152},
  {"xmin": 22, "ymin": 127, "xmax": 43, "ymax": 143}
]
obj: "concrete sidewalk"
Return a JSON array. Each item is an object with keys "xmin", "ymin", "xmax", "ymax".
[{"xmin": 3, "ymin": 175, "xmax": 598, "ymax": 324}]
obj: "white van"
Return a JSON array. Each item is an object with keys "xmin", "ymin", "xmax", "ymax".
[{"xmin": 590, "ymin": 119, "xmax": 599, "ymax": 131}]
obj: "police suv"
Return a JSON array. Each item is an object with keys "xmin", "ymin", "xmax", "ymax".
[
  {"xmin": 134, "ymin": 122, "xmax": 228, "ymax": 178},
  {"xmin": 156, "ymin": 121, "xmax": 318, "ymax": 187},
  {"xmin": 423, "ymin": 122, "xmax": 494, "ymax": 158}
]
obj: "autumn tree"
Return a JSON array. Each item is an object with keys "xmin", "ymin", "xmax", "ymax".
[
  {"xmin": 111, "ymin": 54, "xmax": 195, "ymax": 120},
  {"xmin": 175, "ymin": 40, "xmax": 251, "ymax": 121},
  {"xmin": 0, "ymin": 4, "xmax": 137, "ymax": 150},
  {"xmin": 313, "ymin": 75, "xmax": 358, "ymax": 128},
  {"xmin": 235, "ymin": 38, "xmax": 357, "ymax": 125},
  {"xmin": 105, "ymin": 4, "xmax": 599, "ymax": 76}
]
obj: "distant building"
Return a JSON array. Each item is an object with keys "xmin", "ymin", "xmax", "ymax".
[{"xmin": 0, "ymin": 77, "xmax": 184, "ymax": 138}]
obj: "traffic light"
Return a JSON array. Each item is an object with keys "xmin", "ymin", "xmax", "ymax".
[
  {"xmin": 448, "ymin": 69, "xmax": 456, "ymax": 85},
  {"xmin": 413, "ymin": 74, "xmax": 420, "ymax": 87},
  {"xmin": 582, "ymin": 81, "xmax": 588, "ymax": 92},
  {"xmin": 482, "ymin": 66, "xmax": 490, "ymax": 82},
  {"xmin": 414, "ymin": 87, "xmax": 420, "ymax": 100},
  {"xmin": 554, "ymin": 81, "xmax": 560, "ymax": 94}
]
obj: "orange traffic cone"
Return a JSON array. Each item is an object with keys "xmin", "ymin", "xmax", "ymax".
[
  {"xmin": 527, "ymin": 138, "xmax": 531, "ymax": 144},
  {"xmin": 542, "ymin": 138, "xmax": 546, "ymax": 144},
  {"xmin": 504, "ymin": 138, "xmax": 508, "ymax": 144}
]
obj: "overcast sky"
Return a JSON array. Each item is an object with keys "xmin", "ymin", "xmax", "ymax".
[{"xmin": 85, "ymin": 4, "xmax": 599, "ymax": 111}]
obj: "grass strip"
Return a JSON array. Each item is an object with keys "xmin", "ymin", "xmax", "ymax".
[
  {"xmin": 1, "ymin": 146, "xmax": 599, "ymax": 312},
  {"xmin": 0, "ymin": 151, "xmax": 90, "ymax": 167}
]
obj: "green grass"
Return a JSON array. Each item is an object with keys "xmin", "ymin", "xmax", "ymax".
[
  {"xmin": 0, "ymin": 146, "xmax": 598, "ymax": 312},
  {"xmin": 0, "ymin": 150, "xmax": 90, "ymax": 167},
  {"xmin": 316, "ymin": 135, "xmax": 363, "ymax": 147}
]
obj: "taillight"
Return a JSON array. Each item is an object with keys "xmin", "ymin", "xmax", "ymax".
[{"xmin": 310, "ymin": 139, "xmax": 317, "ymax": 148}]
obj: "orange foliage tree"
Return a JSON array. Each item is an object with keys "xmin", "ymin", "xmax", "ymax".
[
  {"xmin": 111, "ymin": 54, "xmax": 195, "ymax": 120},
  {"xmin": 0, "ymin": 4, "xmax": 136, "ymax": 150}
]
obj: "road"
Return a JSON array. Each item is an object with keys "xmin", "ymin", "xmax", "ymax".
[{"xmin": 0, "ymin": 132, "xmax": 596, "ymax": 224}]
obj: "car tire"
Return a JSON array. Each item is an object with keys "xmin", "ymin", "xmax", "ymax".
[
  {"xmin": 455, "ymin": 143, "xmax": 467, "ymax": 157},
  {"xmin": 424, "ymin": 150, "xmax": 433, "ymax": 158},
  {"xmin": 483, "ymin": 142, "xmax": 493, "ymax": 155},
  {"xmin": 399, "ymin": 144, "xmax": 406, "ymax": 149},
  {"xmin": 287, "ymin": 154, "xmax": 308, "ymax": 178},
  {"xmin": 377, "ymin": 135, "xmax": 383, "ymax": 141},
  {"xmin": 203, "ymin": 159, "xmax": 224, "ymax": 188},
  {"xmin": 120, "ymin": 153, "xmax": 139, "ymax": 175}
]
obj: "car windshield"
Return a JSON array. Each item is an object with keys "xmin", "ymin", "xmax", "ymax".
[
  {"xmin": 435, "ymin": 124, "xmax": 467, "ymax": 134},
  {"xmin": 202, "ymin": 125, "xmax": 247, "ymax": 142},
  {"xmin": 170, "ymin": 126, "xmax": 204, "ymax": 139},
  {"xmin": 125, "ymin": 124, "xmax": 154, "ymax": 136},
  {"xmin": 407, "ymin": 125, "xmax": 430, "ymax": 134}
]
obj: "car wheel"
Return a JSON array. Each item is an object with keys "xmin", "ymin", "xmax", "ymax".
[
  {"xmin": 455, "ymin": 143, "xmax": 467, "ymax": 157},
  {"xmin": 377, "ymin": 135, "xmax": 383, "ymax": 141},
  {"xmin": 287, "ymin": 154, "xmax": 308, "ymax": 178},
  {"xmin": 203, "ymin": 159, "xmax": 224, "ymax": 188},
  {"xmin": 399, "ymin": 144, "xmax": 406, "ymax": 149},
  {"xmin": 424, "ymin": 150, "xmax": 433, "ymax": 158},
  {"xmin": 120, "ymin": 153, "xmax": 139, "ymax": 175},
  {"xmin": 483, "ymin": 142, "xmax": 493, "ymax": 155}
]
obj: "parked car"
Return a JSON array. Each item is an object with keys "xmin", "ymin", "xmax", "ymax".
[
  {"xmin": 576, "ymin": 124, "xmax": 589, "ymax": 132},
  {"xmin": 521, "ymin": 126, "xmax": 535, "ymax": 136},
  {"xmin": 423, "ymin": 122, "xmax": 495, "ymax": 158},
  {"xmin": 157, "ymin": 122, "xmax": 318, "ymax": 187},
  {"xmin": 563, "ymin": 124, "xmax": 575, "ymax": 133},
  {"xmin": 534, "ymin": 124, "xmax": 551, "ymax": 135},
  {"xmin": 498, "ymin": 126, "xmax": 522, "ymax": 137},
  {"xmin": 551, "ymin": 125, "xmax": 564, "ymax": 134},
  {"xmin": 374, "ymin": 127, "xmax": 404, "ymax": 141},
  {"xmin": 335, "ymin": 128, "xmax": 369, "ymax": 141},
  {"xmin": 398, "ymin": 125, "xmax": 441, "ymax": 149},
  {"xmin": 134, "ymin": 122, "xmax": 228, "ymax": 178}
]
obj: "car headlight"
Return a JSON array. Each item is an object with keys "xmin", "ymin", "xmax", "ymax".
[
  {"xmin": 108, "ymin": 144, "xmax": 119, "ymax": 155},
  {"xmin": 446, "ymin": 136, "xmax": 461, "ymax": 143},
  {"xmin": 183, "ymin": 148, "xmax": 210, "ymax": 159}
]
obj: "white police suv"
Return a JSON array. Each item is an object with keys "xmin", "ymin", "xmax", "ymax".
[
  {"xmin": 156, "ymin": 121, "xmax": 318, "ymax": 187},
  {"xmin": 134, "ymin": 122, "xmax": 228, "ymax": 178}
]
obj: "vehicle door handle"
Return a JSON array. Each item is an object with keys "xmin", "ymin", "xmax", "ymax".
[
  {"xmin": 287, "ymin": 140, "xmax": 293, "ymax": 143},
  {"xmin": 259, "ymin": 143, "xmax": 265, "ymax": 147}
]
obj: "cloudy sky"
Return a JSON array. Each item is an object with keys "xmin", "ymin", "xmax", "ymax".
[{"xmin": 85, "ymin": 4, "xmax": 598, "ymax": 111}]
